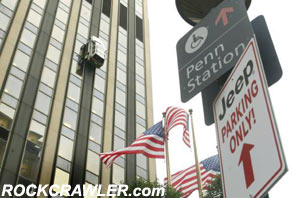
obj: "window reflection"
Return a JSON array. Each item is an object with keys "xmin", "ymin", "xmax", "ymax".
[
  {"xmin": 136, "ymin": 64, "xmax": 145, "ymax": 78},
  {"xmin": 94, "ymin": 75, "xmax": 105, "ymax": 92},
  {"xmin": 21, "ymin": 28, "xmax": 36, "ymax": 48},
  {"xmin": 114, "ymin": 111, "xmax": 126, "ymax": 130},
  {"xmin": 2, "ymin": 93, "xmax": 18, "ymax": 108},
  {"xmin": 0, "ymin": 12, "xmax": 9, "ymax": 30},
  {"xmin": 29, "ymin": 120, "xmax": 46, "ymax": 143},
  {"xmin": 4, "ymin": 75, "xmax": 23, "ymax": 98},
  {"xmin": 1, "ymin": 0, "xmax": 18, "ymax": 10},
  {"xmin": 114, "ymin": 135, "xmax": 125, "ymax": 151},
  {"xmin": 137, "ymin": 154, "xmax": 147, "ymax": 169},
  {"xmin": 86, "ymin": 151, "xmax": 100, "ymax": 175},
  {"xmin": 89, "ymin": 122, "xmax": 102, "ymax": 144},
  {"xmin": 41, "ymin": 67, "xmax": 56, "ymax": 87},
  {"xmin": 35, "ymin": 92, "xmax": 51, "ymax": 115},
  {"xmin": 19, "ymin": 142, "xmax": 41, "ymax": 182},
  {"xmin": 47, "ymin": 45, "xmax": 60, "ymax": 64},
  {"xmin": 53, "ymin": 168, "xmax": 70, "ymax": 195},
  {"xmin": 92, "ymin": 98, "xmax": 103, "ymax": 116},
  {"xmin": 136, "ymin": 101, "xmax": 145, "ymax": 118},
  {"xmin": 27, "ymin": 9, "xmax": 42, "ymax": 27},
  {"xmin": 136, "ymin": 123, "xmax": 145, "ymax": 137},
  {"xmin": 58, "ymin": 136, "xmax": 74, "ymax": 161},
  {"xmin": 117, "ymin": 68, "xmax": 126, "ymax": 84},
  {"xmin": 137, "ymin": 167, "xmax": 148, "ymax": 180},
  {"xmin": 63, "ymin": 108, "xmax": 77, "ymax": 130},
  {"xmin": 56, "ymin": 8, "xmax": 68, "ymax": 24},
  {"xmin": 52, "ymin": 25, "xmax": 65, "ymax": 43},
  {"xmin": 0, "ymin": 110, "xmax": 13, "ymax": 168},
  {"xmin": 112, "ymin": 164, "xmax": 124, "ymax": 184},
  {"xmin": 13, "ymin": 50, "xmax": 30, "ymax": 72},
  {"xmin": 68, "ymin": 82, "xmax": 81, "ymax": 102}
]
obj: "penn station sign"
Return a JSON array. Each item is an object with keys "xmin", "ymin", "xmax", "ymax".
[
  {"xmin": 185, "ymin": 39, "xmax": 246, "ymax": 94},
  {"xmin": 176, "ymin": 0, "xmax": 254, "ymax": 102}
]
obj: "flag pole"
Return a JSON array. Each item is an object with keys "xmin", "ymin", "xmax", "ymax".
[
  {"xmin": 189, "ymin": 109, "xmax": 203, "ymax": 198},
  {"xmin": 163, "ymin": 112, "xmax": 172, "ymax": 187}
]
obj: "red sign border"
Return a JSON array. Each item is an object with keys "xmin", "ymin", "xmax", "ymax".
[{"xmin": 213, "ymin": 39, "xmax": 285, "ymax": 198}]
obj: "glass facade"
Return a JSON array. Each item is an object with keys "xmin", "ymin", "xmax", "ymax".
[
  {"xmin": 0, "ymin": 0, "xmax": 19, "ymax": 51},
  {"xmin": 84, "ymin": 0, "xmax": 112, "ymax": 188},
  {"xmin": 112, "ymin": 0, "xmax": 128, "ymax": 185},
  {"xmin": 53, "ymin": 0, "xmax": 92, "ymax": 187},
  {"xmin": 0, "ymin": 0, "xmax": 47, "ymax": 170},
  {"xmin": 17, "ymin": 0, "xmax": 72, "ymax": 186},
  {"xmin": 135, "ymin": 0, "xmax": 148, "ymax": 180},
  {"xmin": 0, "ymin": 0, "xmax": 153, "ymax": 191}
]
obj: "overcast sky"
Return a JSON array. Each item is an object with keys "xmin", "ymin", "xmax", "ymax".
[{"xmin": 148, "ymin": 0, "xmax": 300, "ymax": 197}]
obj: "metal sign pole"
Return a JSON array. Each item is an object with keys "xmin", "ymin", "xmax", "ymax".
[
  {"xmin": 163, "ymin": 112, "xmax": 172, "ymax": 187},
  {"xmin": 189, "ymin": 109, "xmax": 203, "ymax": 198}
]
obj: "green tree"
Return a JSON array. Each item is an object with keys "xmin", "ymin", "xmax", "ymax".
[
  {"xmin": 203, "ymin": 175, "xmax": 270, "ymax": 198},
  {"xmin": 204, "ymin": 174, "xmax": 223, "ymax": 198},
  {"xmin": 117, "ymin": 178, "xmax": 182, "ymax": 198}
]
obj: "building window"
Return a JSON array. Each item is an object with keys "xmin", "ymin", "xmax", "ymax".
[
  {"xmin": 136, "ymin": 15, "xmax": 143, "ymax": 42},
  {"xmin": 89, "ymin": 122, "xmax": 102, "ymax": 144},
  {"xmin": 114, "ymin": 111, "xmax": 126, "ymax": 130},
  {"xmin": 137, "ymin": 166, "xmax": 148, "ymax": 180},
  {"xmin": 19, "ymin": 143, "xmax": 41, "ymax": 182},
  {"xmin": 63, "ymin": 108, "xmax": 78, "ymax": 130},
  {"xmin": 4, "ymin": 75, "xmax": 23, "ymax": 98},
  {"xmin": 119, "ymin": 4, "xmax": 127, "ymax": 30},
  {"xmin": 20, "ymin": 28, "xmax": 36, "ymax": 48},
  {"xmin": 27, "ymin": 9, "xmax": 42, "ymax": 28},
  {"xmin": 1, "ymin": 0, "xmax": 18, "ymax": 10},
  {"xmin": 94, "ymin": 75, "xmax": 105, "ymax": 92},
  {"xmin": 113, "ymin": 135, "xmax": 125, "ymax": 151},
  {"xmin": 53, "ymin": 168, "xmax": 70, "ymax": 195},
  {"xmin": 29, "ymin": 120, "xmax": 46, "ymax": 139},
  {"xmin": 92, "ymin": 98, "xmax": 104, "ymax": 116},
  {"xmin": 47, "ymin": 45, "xmax": 61, "ymax": 64},
  {"xmin": 86, "ymin": 150, "xmax": 100, "ymax": 175},
  {"xmin": 12, "ymin": 50, "xmax": 30, "ymax": 72},
  {"xmin": 67, "ymin": 82, "xmax": 81, "ymax": 102},
  {"xmin": 102, "ymin": 0, "xmax": 111, "ymax": 17},
  {"xmin": 112, "ymin": 164, "xmax": 124, "ymax": 184},
  {"xmin": 41, "ymin": 67, "xmax": 56, "ymax": 87},
  {"xmin": 52, "ymin": 25, "xmax": 65, "ymax": 43},
  {"xmin": 35, "ymin": 92, "xmax": 51, "ymax": 115},
  {"xmin": 58, "ymin": 136, "xmax": 74, "ymax": 161}
]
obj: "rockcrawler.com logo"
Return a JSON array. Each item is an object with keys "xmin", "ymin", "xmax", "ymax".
[{"xmin": 1, "ymin": 184, "xmax": 165, "ymax": 197}]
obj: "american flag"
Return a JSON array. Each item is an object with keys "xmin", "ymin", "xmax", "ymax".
[
  {"xmin": 165, "ymin": 155, "xmax": 220, "ymax": 198},
  {"xmin": 100, "ymin": 121, "xmax": 165, "ymax": 167},
  {"xmin": 165, "ymin": 107, "xmax": 190, "ymax": 148}
]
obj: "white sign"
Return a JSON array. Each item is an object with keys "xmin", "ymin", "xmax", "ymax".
[{"xmin": 213, "ymin": 38, "xmax": 287, "ymax": 198}]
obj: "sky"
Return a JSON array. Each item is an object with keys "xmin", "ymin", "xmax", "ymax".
[{"xmin": 147, "ymin": 0, "xmax": 300, "ymax": 197}]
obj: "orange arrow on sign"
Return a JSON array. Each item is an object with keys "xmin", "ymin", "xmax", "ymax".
[{"xmin": 215, "ymin": 7, "xmax": 234, "ymax": 26}]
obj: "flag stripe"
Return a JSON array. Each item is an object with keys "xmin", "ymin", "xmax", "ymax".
[
  {"xmin": 99, "ymin": 121, "xmax": 165, "ymax": 167},
  {"xmin": 165, "ymin": 107, "xmax": 190, "ymax": 148},
  {"xmin": 165, "ymin": 155, "xmax": 220, "ymax": 198}
]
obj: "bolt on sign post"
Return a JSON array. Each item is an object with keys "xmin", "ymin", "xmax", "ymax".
[{"xmin": 213, "ymin": 38, "xmax": 287, "ymax": 198}]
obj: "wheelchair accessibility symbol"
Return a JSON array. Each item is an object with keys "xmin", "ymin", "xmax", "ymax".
[{"xmin": 185, "ymin": 27, "xmax": 208, "ymax": 54}]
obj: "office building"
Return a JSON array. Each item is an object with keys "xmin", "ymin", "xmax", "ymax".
[{"xmin": 0, "ymin": 0, "xmax": 155, "ymax": 194}]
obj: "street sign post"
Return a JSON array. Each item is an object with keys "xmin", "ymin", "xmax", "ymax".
[
  {"xmin": 213, "ymin": 38, "xmax": 287, "ymax": 198},
  {"xmin": 177, "ymin": 0, "xmax": 253, "ymax": 102}
]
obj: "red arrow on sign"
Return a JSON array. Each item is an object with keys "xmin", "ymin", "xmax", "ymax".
[
  {"xmin": 238, "ymin": 143, "xmax": 255, "ymax": 188},
  {"xmin": 215, "ymin": 7, "xmax": 234, "ymax": 26}
]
